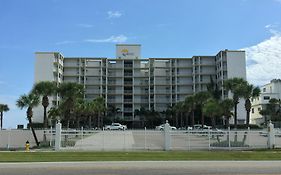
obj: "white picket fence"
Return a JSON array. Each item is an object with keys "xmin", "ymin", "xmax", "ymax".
[
  {"xmin": 1, "ymin": 122, "xmax": 280, "ymax": 151},
  {"xmin": 44, "ymin": 122, "xmax": 279, "ymax": 151}
]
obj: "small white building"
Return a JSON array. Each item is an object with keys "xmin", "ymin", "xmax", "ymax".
[{"xmin": 251, "ymin": 79, "xmax": 281, "ymax": 125}]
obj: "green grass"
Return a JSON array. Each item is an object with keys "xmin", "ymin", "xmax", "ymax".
[{"xmin": 1, "ymin": 150, "xmax": 281, "ymax": 162}]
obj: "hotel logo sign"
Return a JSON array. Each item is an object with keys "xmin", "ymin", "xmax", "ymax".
[{"xmin": 121, "ymin": 49, "xmax": 134, "ymax": 57}]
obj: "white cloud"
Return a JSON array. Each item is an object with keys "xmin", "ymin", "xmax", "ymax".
[
  {"xmin": 55, "ymin": 40, "xmax": 76, "ymax": 45},
  {"xmin": 243, "ymin": 26, "xmax": 281, "ymax": 86},
  {"xmin": 84, "ymin": 35, "xmax": 128, "ymax": 43},
  {"xmin": 77, "ymin": 23, "xmax": 94, "ymax": 28},
  {"xmin": 107, "ymin": 11, "xmax": 122, "ymax": 19}
]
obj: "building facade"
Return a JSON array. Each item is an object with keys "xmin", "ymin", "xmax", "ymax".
[
  {"xmin": 251, "ymin": 79, "xmax": 281, "ymax": 125},
  {"xmin": 33, "ymin": 44, "xmax": 246, "ymax": 125}
]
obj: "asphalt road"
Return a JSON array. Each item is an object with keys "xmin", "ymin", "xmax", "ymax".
[{"xmin": 0, "ymin": 161, "xmax": 281, "ymax": 175}]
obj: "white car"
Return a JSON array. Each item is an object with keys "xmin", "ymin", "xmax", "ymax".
[
  {"xmin": 155, "ymin": 124, "xmax": 177, "ymax": 130},
  {"xmin": 105, "ymin": 123, "xmax": 127, "ymax": 130}
]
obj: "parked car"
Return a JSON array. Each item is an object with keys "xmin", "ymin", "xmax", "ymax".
[
  {"xmin": 155, "ymin": 124, "xmax": 177, "ymax": 130},
  {"xmin": 105, "ymin": 123, "xmax": 127, "ymax": 130},
  {"xmin": 193, "ymin": 124, "xmax": 211, "ymax": 130}
]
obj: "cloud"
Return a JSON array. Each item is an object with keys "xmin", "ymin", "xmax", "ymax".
[
  {"xmin": 243, "ymin": 25, "xmax": 281, "ymax": 86},
  {"xmin": 84, "ymin": 35, "xmax": 128, "ymax": 43},
  {"xmin": 107, "ymin": 11, "xmax": 122, "ymax": 19},
  {"xmin": 55, "ymin": 40, "xmax": 76, "ymax": 45},
  {"xmin": 77, "ymin": 23, "xmax": 94, "ymax": 28}
]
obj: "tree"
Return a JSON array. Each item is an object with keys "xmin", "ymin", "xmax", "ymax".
[
  {"xmin": 220, "ymin": 99, "xmax": 234, "ymax": 128},
  {"xmin": 184, "ymin": 95, "xmax": 196, "ymax": 127},
  {"xmin": 207, "ymin": 75, "xmax": 221, "ymax": 100},
  {"xmin": 92, "ymin": 96, "xmax": 106, "ymax": 128},
  {"xmin": 194, "ymin": 92, "xmax": 211, "ymax": 127},
  {"xmin": 32, "ymin": 81, "xmax": 57, "ymax": 128},
  {"xmin": 0, "ymin": 104, "xmax": 9, "ymax": 130},
  {"xmin": 48, "ymin": 106, "xmax": 61, "ymax": 126},
  {"xmin": 203, "ymin": 98, "xmax": 221, "ymax": 129},
  {"xmin": 242, "ymin": 83, "xmax": 260, "ymax": 127},
  {"xmin": 73, "ymin": 99, "xmax": 87, "ymax": 129},
  {"xmin": 260, "ymin": 98, "xmax": 281, "ymax": 126},
  {"xmin": 224, "ymin": 78, "xmax": 248, "ymax": 129},
  {"xmin": 16, "ymin": 93, "xmax": 40, "ymax": 147},
  {"xmin": 173, "ymin": 101, "xmax": 185, "ymax": 128},
  {"xmin": 57, "ymin": 82, "xmax": 84, "ymax": 128},
  {"xmin": 135, "ymin": 107, "xmax": 148, "ymax": 128}
]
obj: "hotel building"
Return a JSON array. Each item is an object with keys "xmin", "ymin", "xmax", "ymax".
[{"xmin": 33, "ymin": 44, "xmax": 246, "ymax": 125}]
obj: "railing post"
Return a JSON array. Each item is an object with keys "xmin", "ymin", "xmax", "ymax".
[
  {"xmin": 164, "ymin": 120, "xmax": 171, "ymax": 151},
  {"xmin": 228, "ymin": 127, "xmax": 231, "ymax": 150},
  {"xmin": 187, "ymin": 129, "xmax": 190, "ymax": 151},
  {"xmin": 144, "ymin": 127, "xmax": 147, "ymax": 150},
  {"xmin": 267, "ymin": 121, "xmax": 275, "ymax": 149},
  {"xmin": 50, "ymin": 126, "xmax": 53, "ymax": 147},
  {"xmin": 81, "ymin": 126, "xmax": 83, "ymax": 148},
  {"xmin": 7, "ymin": 129, "xmax": 11, "ymax": 150},
  {"xmin": 55, "ymin": 121, "xmax": 62, "ymax": 151},
  {"xmin": 208, "ymin": 127, "xmax": 211, "ymax": 150}
]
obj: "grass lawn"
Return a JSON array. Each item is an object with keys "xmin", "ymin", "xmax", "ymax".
[{"xmin": 1, "ymin": 150, "xmax": 281, "ymax": 162}]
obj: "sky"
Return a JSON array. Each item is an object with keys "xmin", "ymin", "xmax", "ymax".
[{"xmin": 0, "ymin": 0, "xmax": 281, "ymax": 128}]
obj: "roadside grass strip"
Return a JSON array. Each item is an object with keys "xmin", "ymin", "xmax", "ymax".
[{"xmin": 1, "ymin": 150, "xmax": 281, "ymax": 162}]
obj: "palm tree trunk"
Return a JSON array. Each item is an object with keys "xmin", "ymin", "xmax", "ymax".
[
  {"xmin": 0, "ymin": 112, "xmax": 3, "ymax": 130},
  {"xmin": 211, "ymin": 116, "xmax": 216, "ymax": 129},
  {"xmin": 88, "ymin": 116, "xmax": 92, "ymax": 129},
  {"xmin": 191, "ymin": 110, "xmax": 195, "ymax": 127},
  {"xmin": 201, "ymin": 112, "xmax": 204, "ymax": 128},
  {"xmin": 43, "ymin": 106, "xmax": 48, "ymax": 128},
  {"xmin": 234, "ymin": 103, "xmax": 238, "ymax": 129},
  {"xmin": 246, "ymin": 110, "xmax": 250, "ymax": 128},
  {"xmin": 76, "ymin": 116, "xmax": 80, "ymax": 129},
  {"xmin": 27, "ymin": 116, "xmax": 40, "ymax": 147}
]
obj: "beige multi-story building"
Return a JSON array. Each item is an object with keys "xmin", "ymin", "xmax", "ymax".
[
  {"xmin": 251, "ymin": 79, "xmax": 281, "ymax": 125},
  {"xmin": 33, "ymin": 44, "xmax": 246, "ymax": 125}
]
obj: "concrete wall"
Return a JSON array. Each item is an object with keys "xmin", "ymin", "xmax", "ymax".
[{"xmin": 0, "ymin": 130, "xmax": 44, "ymax": 148}]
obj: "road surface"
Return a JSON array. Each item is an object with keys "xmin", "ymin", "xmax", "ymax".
[{"xmin": 0, "ymin": 161, "xmax": 281, "ymax": 175}]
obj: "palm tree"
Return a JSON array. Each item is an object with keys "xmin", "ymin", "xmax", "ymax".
[
  {"xmin": 184, "ymin": 95, "xmax": 196, "ymax": 127},
  {"xmin": 48, "ymin": 106, "xmax": 61, "ymax": 126},
  {"xmin": 32, "ymin": 81, "xmax": 57, "ymax": 128},
  {"xmin": 73, "ymin": 99, "xmax": 87, "ymax": 129},
  {"xmin": 57, "ymin": 82, "xmax": 84, "ymax": 128},
  {"xmin": 173, "ymin": 101, "xmax": 185, "ymax": 128},
  {"xmin": 220, "ymin": 99, "xmax": 234, "ymax": 128},
  {"xmin": 0, "ymin": 104, "xmax": 9, "ymax": 130},
  {"xmin": 16, "ymin": 93, "xmax": 40, "ymax": 147},
  {"xmin": 194, "ymin": 92, "xmax": 211, "ymax": 127},
  {"xmin": 202, "ymin": 98, "xmax": 221, "ymax": 129},
  {"xmin": 242, "ymin": 83, "xmax": 260, "ymax": 127},
  {"xmin": 224, "ymin": 78, "xmax": 248, "ymax": 129},
  {"xmin": 92, "ymin": 96, "xmax": 106, "ymax": 128}
]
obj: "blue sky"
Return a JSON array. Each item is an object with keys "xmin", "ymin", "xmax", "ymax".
[{"xmin": 0, "ymin": 0, "xmax": 281, "ymax": 128}]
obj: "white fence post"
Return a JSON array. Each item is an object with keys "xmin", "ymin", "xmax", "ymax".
[
  {"xmin": 208, "ymin": 128, "xmax": 211, "ymax": 150},
  {"xmin": 164, "ymin": 120, "xmax": 171, "ymax": 151},
  {"xmin": 267, "ymin": 121, "xmax": 275, "ymax": 149},
  {"xmin": 50, "ymin": 126, "xmax": 53, "ymax": 147},
  {"xmin": 7, "ymin": 129, "xmax": 11, "ymax": 150},
  {"xmin": 55, "ymin": 121, "xmax": 62, "ymax": 151},
  {"xmin": 81, "ymin": 126, "xmax": 83, "ymax": 149},
  {"xmin": 228, "ymin": 127, "xmax": 231, "ymax": 150},
  {"xmin": 144, "ymin": 127, "xmax": 147, "ymax": 150}
]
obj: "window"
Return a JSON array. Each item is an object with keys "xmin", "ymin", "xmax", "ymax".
[
  {"xmin": 264, "ymin": 96, "xmax": 270, "ymax": 100},
  {"xmin": 258, "ymin": 107, "xmax": 261, "ymax": 111},
  {"xmin": 252, "ymin": 108, "xmax": 254, "ymax": 114},
  {"xmin": 263, "ymin": 88, "xmax": 266, "ymax": 92}
]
